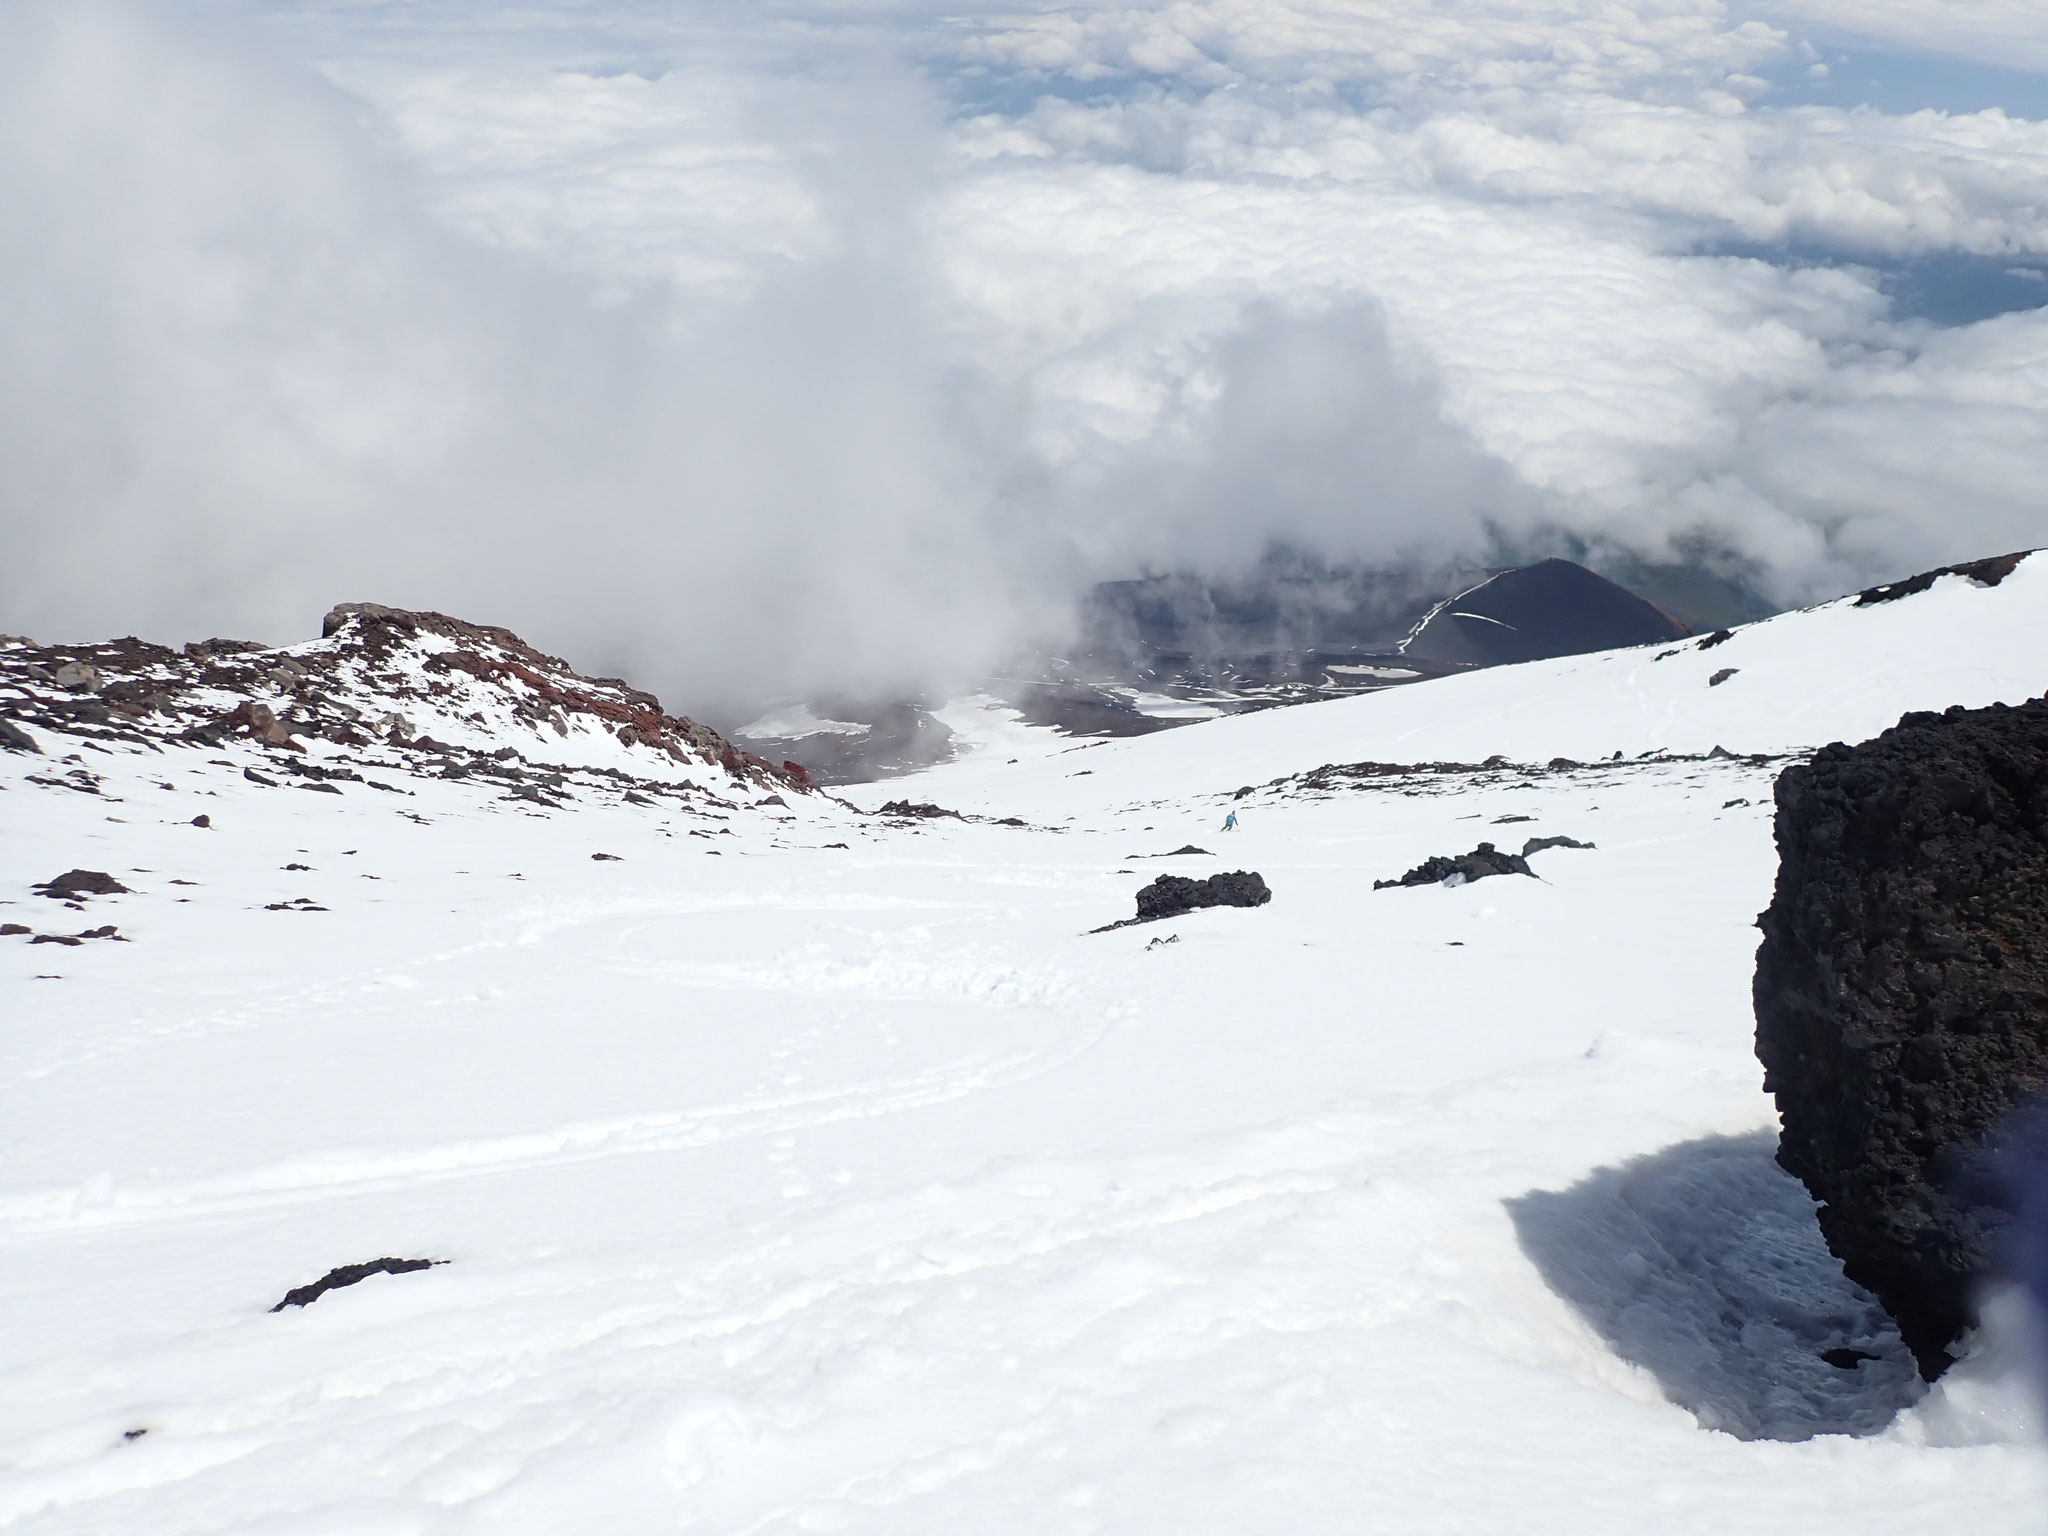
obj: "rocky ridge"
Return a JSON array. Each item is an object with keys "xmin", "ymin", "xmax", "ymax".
[{"xmin": 0, "ymin": 602, "xmax": 816, "ymax": 811}]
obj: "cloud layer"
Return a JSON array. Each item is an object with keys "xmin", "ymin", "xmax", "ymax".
[{"xmin": 3, "ymin": 0, "xmax": 2046, "ymax": 710}]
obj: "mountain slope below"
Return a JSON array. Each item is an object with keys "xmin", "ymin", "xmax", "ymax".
[{"xmin": 3, "ymin": 558, "xmax": 2045, "ymax": 1533}]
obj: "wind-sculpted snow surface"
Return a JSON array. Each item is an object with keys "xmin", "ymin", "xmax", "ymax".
[{"xmin": 7, "ymin": 567, "xmax": 2048, "ymax": 1531}]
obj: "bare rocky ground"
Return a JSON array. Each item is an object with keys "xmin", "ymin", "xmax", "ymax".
[{"xmin": 0, "ymin": 602, "xmax": 818, "ymax": 808}]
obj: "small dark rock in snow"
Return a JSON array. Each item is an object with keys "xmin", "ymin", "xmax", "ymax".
[
  {"xmin": 191, "ymin": 814, "xmax": 211, "ymax": 828},
  {"xmin": 0, "ymin": 718, "xmax": 42, "ymax": 754},
  {"xmin": 1755, "ymin": 695, "xmax": 2048, "ymax": 1379},
  {"xmin": 30, "ymin": 934, "xmax": 83, "ymax": 947},
  {"xmin": 591, "ymin": 852, "xmax": 623, "ymax": 862},
  {"xmin": 270, "ymin": 1257, "xmax": 445, "ymax": 1311},
  {"xmin": 1374, "ymin": 842, "xmax": 1532, "ymax": 890},
  {"xmin": 1708, "ymin": 744, "xmax": 1737, "ymax": 759},
  {"xmin": 243, "ymin": 767, "xmax": 277, "ymax": 787},
  {"xmin": 1709, "ymin": 668, "xmax": 1739, "ymax": 687},
  {"xmin": 1521, "ymin": 835, "xmax": 1595, "ymax": 857},
  {"xmin": 1492, "ymin": 815, "xmax": 1534, "ymax": 824},
  {"xmin": 1697, "ymin": 628, "xmax": 1734, "ymax": 649},
  {"xmin": 1546, "ymin": 757, "xmax": 1581, "ymax": 770},
  {"xmin": 0, "ymin": 923, "xmax": 28, "ymax": 937},
  {"xmin": 33, "ymin": 870, "xmax": 131, "ymax": 901},
  {"xmin": 875, "ymin": 800, "xmax": 962, "ymax": 820}
]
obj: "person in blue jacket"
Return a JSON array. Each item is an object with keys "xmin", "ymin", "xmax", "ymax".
[{"xmin": 1221, "ymin": 810, "xmax": 1237, "ymax": 832}]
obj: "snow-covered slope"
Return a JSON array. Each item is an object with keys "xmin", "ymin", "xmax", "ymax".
[
  {"xmin": 906, "ymin": 552, "xmax": 2048, "ymax": 816},
  {"xmin": 4, "ymin": 562, "xmax": 2047, "ymax": 1533}
]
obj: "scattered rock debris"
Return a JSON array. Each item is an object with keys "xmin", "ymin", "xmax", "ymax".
[
  {"xmin": 590, "ymin": 852, "xmax": 623, "ymax": 862},
  {"xmin": 875, "ymin": 800, "xmax": 963, "ymax": 820},
  {"xmin": 1271, "ymin": 747, "xmax": 1789, "ymax": 800},
  {"xmin": 270, "ymin": 1257, "xmax": 446, "ymax": 1312}
]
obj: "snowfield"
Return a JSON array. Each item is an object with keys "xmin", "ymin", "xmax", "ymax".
[{"xmin": 7, "ymin": 562, "xmax": 2048, "ymax": 1532}]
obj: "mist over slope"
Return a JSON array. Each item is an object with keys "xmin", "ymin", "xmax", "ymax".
[{"xmin": 3, "ymin": 0, "xmax": 2048, "ymax": 716}]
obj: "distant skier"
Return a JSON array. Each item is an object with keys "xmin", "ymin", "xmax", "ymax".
[{"xmin": 1221, "ymin": 810, "xmax": 1237, "ymax": 832}]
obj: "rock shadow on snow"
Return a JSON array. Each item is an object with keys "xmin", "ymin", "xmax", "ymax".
[{"xmin": 1505, "ymin": 1132, "xmax": 1924, "ymax": 1440}]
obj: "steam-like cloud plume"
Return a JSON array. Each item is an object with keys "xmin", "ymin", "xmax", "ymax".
[{"xmin": 3, "ymin": 0, "xmax": 2047, "ymax": 711}]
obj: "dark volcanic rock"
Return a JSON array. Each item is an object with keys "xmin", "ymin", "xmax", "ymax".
[
  {"xmin": 1374, "ymin": 841, "xmax": 1532, "ymax": 890},
  {"xmin": 1521, "ymin": 835, "xmax": 1595, "ymax": 857},
  {"xmin": 1133, "ymin": 870, "xmax": 1271, "ymax": 922},
  {"xmin": 32, "ymin": 870, "xmax": 131, "ymax": 901},
  {"xmin": 270, "ymin": 1257, "xmax": 444, "ymax": 1311},
  {"xmin": 1854, "ymin": 551, "xmax": 2029, "ymax": 607},
  {"xmin": 1754, "ymin": 697, "xmax": 2048, "ymax": 1378},
  {"xmin": 0, "ymin": 718, "xmax": 41, "ymax": 754},
  {"xmin": 1093, "ymin": 871, "xmax": 1272, "ymax": 930},
  {"xmin": 875, "ymin": 800, "xmax": 963, "ymax": 820}
]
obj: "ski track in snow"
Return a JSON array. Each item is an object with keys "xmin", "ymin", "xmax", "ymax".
[{"xmin": 7, "ymin": 567, "xmax": 2048, "ymax": 1530}]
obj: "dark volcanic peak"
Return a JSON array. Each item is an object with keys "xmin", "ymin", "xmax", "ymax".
[
  {"xmin": 1079, "ymin": 559, "xmax": 1489, "ymax": 664},
  {"xmin": 1400, "ymin": 559, "xmax": 1691, "ymax": 668}
]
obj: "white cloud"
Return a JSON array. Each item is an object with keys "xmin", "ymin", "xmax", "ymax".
[{"xmin": 8, "ymin": 0, "xmax": 2048, "ymax": 707}]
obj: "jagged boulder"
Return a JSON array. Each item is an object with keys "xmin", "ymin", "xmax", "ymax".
[
  {"xmin": 1373, "ymin": 841, "xmax": 1532, "ymax": 890},
  {"xmin": 1134, "ymin": 870, "xmax": 1271, "ymax": 921},
  {"xmin": 1754, "ymin": 697, "xmax": 2048, "ymax": 1378}
]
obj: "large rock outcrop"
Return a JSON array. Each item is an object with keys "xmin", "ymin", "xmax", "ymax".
[
  {"xmin": 1754, "ymin": 698, "xmax": 2048, "ymax": 1377},
  {"xmin": 0, "ymin": 603, "xmax": 808, "ymax": 797}
]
